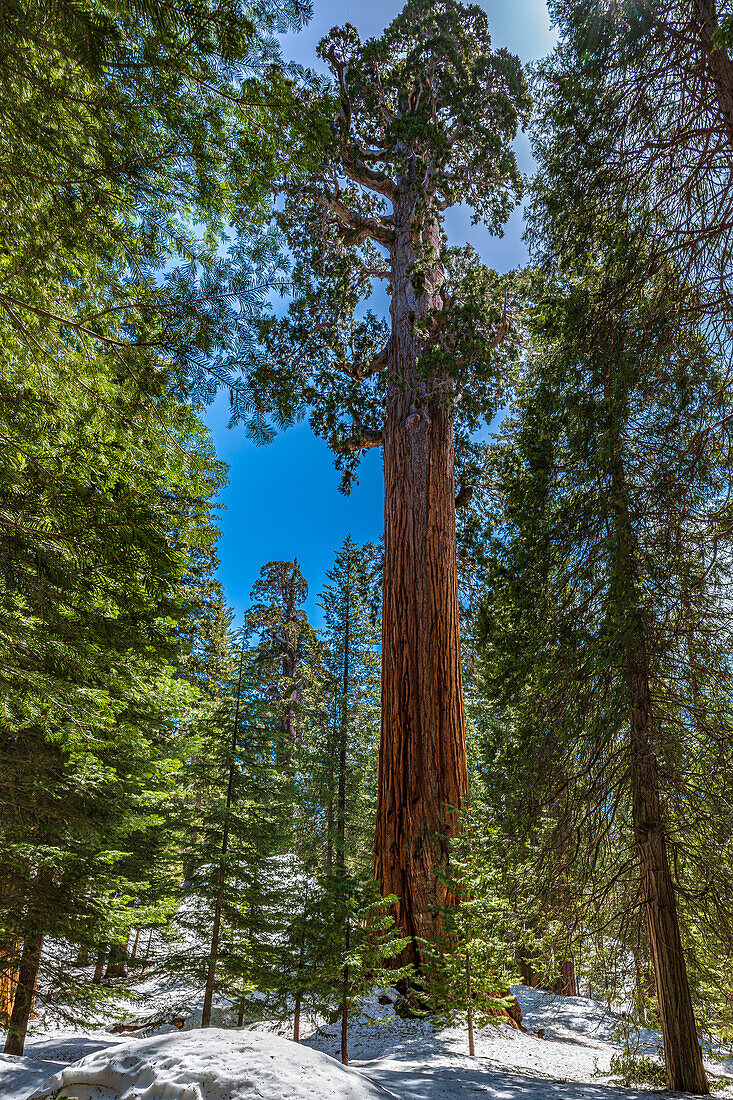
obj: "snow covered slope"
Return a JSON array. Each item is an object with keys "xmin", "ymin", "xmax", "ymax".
[
  {"xmin": 4, "ymin": 985, "xmax": 733, "ymax": 1100},
  {"xmin": 26, "ymin": 1028, "xmax": 395, "ymax": 1100}
]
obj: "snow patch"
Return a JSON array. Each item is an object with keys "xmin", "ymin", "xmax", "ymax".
[{"xmin": 25, "ymin": 1027, "xmax": 397, "ymax": 1100}]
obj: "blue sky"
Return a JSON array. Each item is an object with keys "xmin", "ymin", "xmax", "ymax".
[{"xmin": 203, "ymin": 0, "xmax": 556, "ymax": 627}]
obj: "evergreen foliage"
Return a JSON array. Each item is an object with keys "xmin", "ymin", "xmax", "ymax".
[{"xmin": 318, "ymin": 537, "xmax": 381, "ymax": 872}]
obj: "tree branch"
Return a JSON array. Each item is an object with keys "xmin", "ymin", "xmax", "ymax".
[
  {"xmin": 332, "ymin": 421, "xmax": 384, "ymax": 452},
  {"xmin": 351, "ymin": 344, "xmax": 389, "ymax": 382},
  {"xmin": 311, "ymin": 190, "xmax": 395, "ymax": 247},
  {"xmin": 342, "ymin": 150, "xmax": 397, "ymax": 200},
  {"xmin": 489, "ymin": 290, "xmax": 512, "ymax": 349}
]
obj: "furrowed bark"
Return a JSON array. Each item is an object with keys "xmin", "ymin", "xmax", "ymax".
[
  {"xmin": 3, "ymin": 930, "xmax": 43, "ymax": 1055},
  {"xmin": 375, "ymin": 177, "xmax": 469, "ymax": 968},
  {"xmin": 609, "ymin": 443, "xmax": 708, "ymax": 1094},
  {"xmin": 0, "ymin": 939, "xmax": 18, "ymax": 1027},
  {"xmin": 627, "ymin": 653, "xmax": 708, "ymax": 1093}
]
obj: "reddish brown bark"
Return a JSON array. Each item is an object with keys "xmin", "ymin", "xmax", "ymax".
[
  {"xmin": 627, "ymin": 662, "xmax": 708, "ymax": 1093},
  {"xmin": 0, "ymin": 940, "xmax": 18, "ymax": 1027},
  {"xmin": 555, "ymin": 957, "xmax": 578, "ymax": 998},
  {"xmin": 293, "ymin": 993, "xmax": 301, "ymax": 1043},
  {"xmin": 104, "ymin": 942, "xmax": 127, "ymax": 980},
  {"xmin": 129, "ymin": 928, "xmax": 140, "ymax": 962},
  {"xmin": 375, "ymin": 183, "xmax": 469, "ymax": 967},
  {"xmin": 4, "ymin": 931, "xmax": 43, "ymax": 1055}
]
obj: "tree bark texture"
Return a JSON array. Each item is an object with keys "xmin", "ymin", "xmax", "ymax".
[
  {"xmin": 0, "ymin": 939, "xmax": 19, "ymax": 1027},
  {"xmin": 693, "ymin": 0, "xmax": 733, "ymax": 147},
  {"xmin": 104, "ymin": 942, "xmax": 127, "ymax": 980},
  {"xmin": 375, "ymin": 183, "xmax": 469, "ymax": 968},
  {"xmin": 628, "ymin": 659, "xmax": 708, "ymax": 1093},
  {"xmin": 609, "ymin": 447, "xmax": 708, "ymax": 1094},
  {"xmin": 3, "ymin": 931, "xmax": 43, "ymax": 1055},
  {"xmin": 555, "ymin": 957, "xmax": 578, "ymax": 998}
]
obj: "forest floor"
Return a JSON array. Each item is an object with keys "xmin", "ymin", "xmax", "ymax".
[{"xmin": 2, "ymin": 983, "xmax": 733, "ymax": 1100}]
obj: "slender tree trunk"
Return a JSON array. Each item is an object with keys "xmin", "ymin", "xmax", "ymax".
[
  {"xmin": 609, "ymin": 441, "xmax": 708, "ymax": 1094},
  {"xmin": 465, "ymin": 950, "xmax": 475, "ymax": 1056},
  {"xmin": 92, "ymin": 947, "xmax": 106, "ymax": 985},
  {"xmin": 375, "ymin": 184, "xmax": 469, "ymax": 968},
  {"xmin": 141, "ymin": 929, "xmax": 153, "ymax": 977},
  {"xmin": 202, "ymin": 643, "xmax": 244, "ymax": 1028},
  {"xmin": 627, "ymin": 660, "xmax": 708, "ymax": 1093},
  {"xmin": 340, "ymin": 918, "xmax": 350, "ymax": 1065},
  {"xmin": 336, "ymin": 565, "xmax": 350, "ymax": 869},
  {"xmin": 293, "ymin": 884, "xmax": 309, "ymax": 1043},
  {"xmin": 129, "ymin": 928, "xmax": 140, "ymax": 962},
  {"xmin": 292, "ymin": 994, "xmax": 301, "ymax": 1043},
  {"xmin": 517, "ymin": 950, "xmax": 538, "ymax": 988},
  {"xmin": 4, "ymin": 931, "xmax": 44, "ymax": 1055},
  {"xmin": 326, "ymin": 798, "xmax": 334, "ymax": 877},
  {"xmin": 1, "ymin": 939, "xmax": 19, "ymax": 1026}
]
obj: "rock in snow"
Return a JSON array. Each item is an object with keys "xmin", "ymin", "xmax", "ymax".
[{"xmin": 26, "ymin": 1028, "xmax": 396, "ymax": 1100}]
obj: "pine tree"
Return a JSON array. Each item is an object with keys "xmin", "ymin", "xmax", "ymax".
[
  {"xmin": 475, "ymin": 245, "xmax": 733, "ymax": 1091},
  {"xmin": 318, "ymin": 538, "xmax": 381, "ymax": 874},
  {"xmin": 0, "ymin": 345, "xmax": 224, "ymax": 1052},
  {"xmin": 427, "ymin": 803, "xmax": 520, "ymax": 1054},
  {"xmin": 0, "ymin": 0, "xmax": 310, "ymax": 406}
]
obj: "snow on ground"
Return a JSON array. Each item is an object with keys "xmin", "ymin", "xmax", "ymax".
[
  {"xmin": 26, "ymin": 1028, "xmax": 394, "ymax": 1100},
  {"xmin": 2, "ymin": 984, "xmax": 733, "ymax": 1100},
  {"xmin": 303, "ymin": 986, "xmax": 733, "ymax": 1100}
]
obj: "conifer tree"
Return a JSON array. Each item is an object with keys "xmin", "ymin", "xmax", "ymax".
[
  {"xmin": 235, "ymin": 0, "xmax": 529, "ymax": 965},
  {"xmin": 0, "ymin": 352, "xmax": 224, "ymax": 1052},
  {"xmin": 476, "ymin": 245, "xmax": 733, "ymax": 1091},
  {"xmin": 0, "ymin": 0, "xmax": 311, "ymax": 404},
  {"xmin": 534, "ymin": 0, "xmax": 733, "ymax": 345},
  {"xmin": 318, "ymin": 538, "xmax": 381, "ymax": 873},
  {"xmin": 427, "ymin": 804, "xmax": 519, "ymax": 1055}
]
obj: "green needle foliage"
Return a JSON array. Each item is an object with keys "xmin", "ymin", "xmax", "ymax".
[
  {"xmin": 425, "ymin": 801, "xmax": 520, "ymax": 1053},
  {"xmin": 230, "ymin": 0, "xmax": 528, "ymax": 488},
  {"xmin": 0, "ymin": 0, "xmax": 313, "ymax": 404},
  {"xmin": 0, "ymin": 343, "xmax": 225, "ymax": 1046},
  {"xmin": 318, "ymin": 537, "xmax": 381, "ymax": 873}
]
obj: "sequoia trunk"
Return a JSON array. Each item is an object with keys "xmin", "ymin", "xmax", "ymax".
[{"xmin": 375, "ymin": 183, "xmax": 469, "ymax": 966}]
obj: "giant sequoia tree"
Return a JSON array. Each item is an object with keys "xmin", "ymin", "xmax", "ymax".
[{"xmin": 237, "ymin": 0, "xmax": 529, "ymax": 964}]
